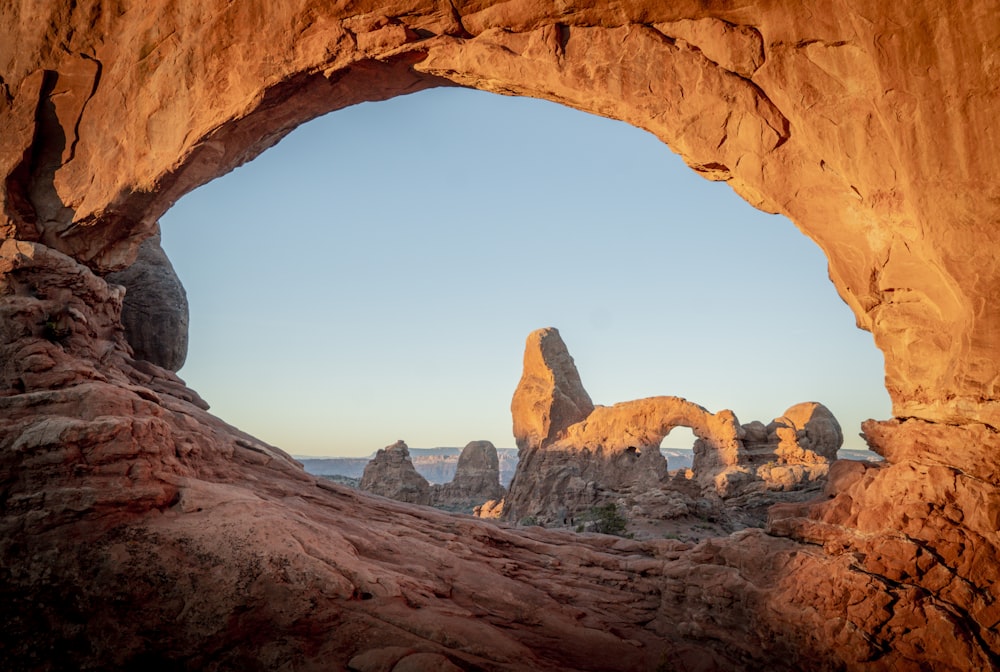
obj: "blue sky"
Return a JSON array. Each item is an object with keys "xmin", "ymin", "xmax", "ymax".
[{"xmin": 160, "ymin": 87, "xmax": 891, "ymax": 457}]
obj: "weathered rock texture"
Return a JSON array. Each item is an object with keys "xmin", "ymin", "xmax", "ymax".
[
  {"xmin": 2, "ymin": 2, "xmax": 1000, "ymax": 670},
  {"xmin": 105, "ymin": 231, "xmax": 189, "ymax": 371},
  {"xmin": 739, "ymin": 402, "xmax": 845, "ymax": 491},
  {"xmin": 431, "ymin": 440, "xmax": 507, "ymax": 513},
  {"xmin": 359, "ymin": 440, "xmax": 431, "ymax": 506},
  {"xmin": 360, "ymin": 440, "xmax": 507, "ymax": 513},
  {"xmin": 504, "ymin": 329, "xmax": 841, "ymax": 522}
]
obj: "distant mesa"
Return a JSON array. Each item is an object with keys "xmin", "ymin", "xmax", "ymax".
[
  {"xmin": 359, "ymin": 439, "xmax": 507, "ymax": 514},
  {"xmin": 502, "ymin": 328, "xmax": 844, "ymax": 532}
]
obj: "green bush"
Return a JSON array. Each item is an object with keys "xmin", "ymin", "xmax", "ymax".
[{"xmin": 587, "ymin": 503, "xmax": 628, "ymax": 536}]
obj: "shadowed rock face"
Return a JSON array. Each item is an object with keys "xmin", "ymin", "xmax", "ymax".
[
  {"xmin": 360, "ymin": 440, "xmax": 506, "ymax": 512},
  {"xmin": 431, "ymin": 440, "xmax": 506, "ymax": 512},
  {"xmin": 2, "ymin": 2, "xmax": 999, "ymax": 670},
  {"xmin": 359, "ymin": 440, "xmax": 432, "ymax": 506},
  {"xmin": 105, "ymin": 232, "xmax": 189, "ymax": 371}
]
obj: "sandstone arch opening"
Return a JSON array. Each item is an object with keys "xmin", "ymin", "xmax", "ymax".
[
  {"xmin": 660, "ymin": 427, "xmax": 698, "ymax": 472},
  {"xmin": 660, "ymin": 427, "xmax": 697, "ymax": 452},
  {"xmin": 156, "ymin": 87, "xmax": 889, "ymax": 460},
  {"xmin": 6, "ymin": 6, "xmax": 999, "ymax": 669}
]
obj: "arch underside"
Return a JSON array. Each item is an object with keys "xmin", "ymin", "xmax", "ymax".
[{"xmin": 1, "ymin": 2, "xmax": 999, "ymax": 669}]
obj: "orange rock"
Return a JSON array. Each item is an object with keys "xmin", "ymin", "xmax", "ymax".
[{"xmin": 2, "ymin": 2, "xmax": 1000, "ymax": 669}]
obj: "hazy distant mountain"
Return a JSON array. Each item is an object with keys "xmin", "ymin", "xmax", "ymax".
[
  {"xmin": 299, "ymin": 448, "xmax": 519, "ymax": 487},
  {"xmin": 299, "ymin": 447, "xmax": 880, "ymax": 487}
]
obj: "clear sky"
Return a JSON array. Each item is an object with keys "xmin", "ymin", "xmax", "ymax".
[{"xmin": 160, "ymin": 87, "xmax": 891, "ymax": 457}]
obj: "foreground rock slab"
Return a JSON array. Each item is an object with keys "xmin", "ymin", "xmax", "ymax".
[{"xmin": 0, "ymin": 244, "xmax": 996, "ymax": 670}]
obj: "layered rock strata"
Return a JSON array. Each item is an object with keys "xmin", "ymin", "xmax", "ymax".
[{"xmin": 1, "ymin": 2, "xmax": 999, "ymax": 670}]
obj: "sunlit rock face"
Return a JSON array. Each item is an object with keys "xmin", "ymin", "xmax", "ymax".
[
  {"xmin": 510, "ymin": 328, "xmax": 594, "ymax": 452},
  {"xmin": 504, "ymin": 328, "xmax": 843, "ymax": 523},
  {"xmin": 1, "ymin": 2, "xmax": 999, "ymax": 670}
]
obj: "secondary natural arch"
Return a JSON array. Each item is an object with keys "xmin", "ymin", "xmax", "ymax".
[{"xmin": 2, "ymin": 2, "xmax": 999, "ymax": 670}]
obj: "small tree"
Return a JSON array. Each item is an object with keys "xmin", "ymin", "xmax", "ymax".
[{"xmin": 588, "ymin": 503, "xmax": 628, "ymax": 536}]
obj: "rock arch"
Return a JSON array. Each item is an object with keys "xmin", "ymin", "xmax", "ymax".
[
  {"xmin": 2, "ymin": 2, "xmax": 1000, "ymax": 670},
  {"xmin": 6, "ymin": 2, "xmax": 999, "ymax": 429}
]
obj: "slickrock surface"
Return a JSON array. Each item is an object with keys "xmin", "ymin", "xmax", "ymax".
[
  {"xmin": 359, "ymin": 440, "xmax": 432, "ymax": 506},
  {"xmin": 2, "ymin": 2, "xmax": 1000, "ymax": 670}
]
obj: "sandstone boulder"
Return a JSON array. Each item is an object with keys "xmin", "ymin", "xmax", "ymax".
[
  {"xmin": 105, "ymin": 231, "xmax": 189, "ymax": 371},
  {"xmin": 359, "ymin": 440, "xmax": 431, "ymax": 506},
  {"xmin": 770, "ymin": 401, "xmax": 844, "ymax": 462},
  {"xmin": 735, "ymin": 402, "xmax": 844, "ymax": 491}
]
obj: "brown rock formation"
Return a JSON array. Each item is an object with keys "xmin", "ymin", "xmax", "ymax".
[
  {"xmin": 737, "ymin": 402, "xmax": 845, "ymax": 491},
  {"xmin": 105, "ymin": 231, "xmax": 189, "ymax": 371},
  {"xmin": 504, "ymin": 329, "xmax": 838, "ymax": 522},
  {"xmin": 771, "ymin": 401, "xmax": 844, "ymax": 462},
  {"xmin": 2, "ymin": 2, "xmax": 1000, "ymax": 670},
  {"xmin": 431, "ymin": 440, "xmax": 506, "ymax": 513},
  {"xmin": 511, "ymin": 328, "xmax": 594, "ymax": 452},
  {"xmin": 359, "ymin": 440, "xmax": 431, "ymax": 506}
]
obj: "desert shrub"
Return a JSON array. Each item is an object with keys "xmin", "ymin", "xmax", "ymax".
[{"xmin": 586, "ymin": 503, "xmax": 628, "ymax": 536}]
